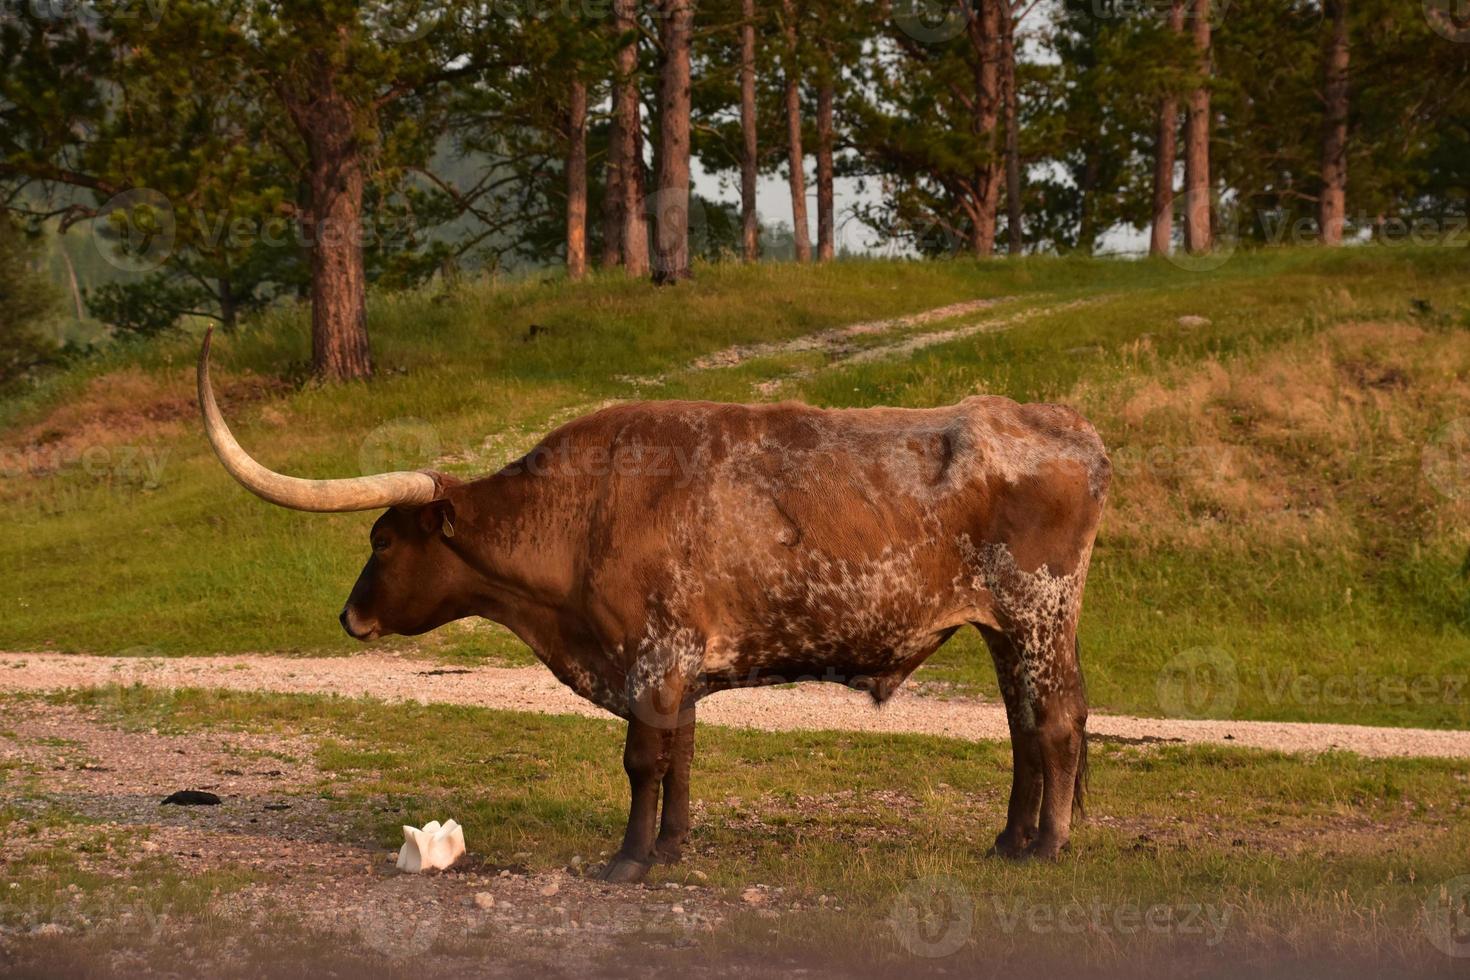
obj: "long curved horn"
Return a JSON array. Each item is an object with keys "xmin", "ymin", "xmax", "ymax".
[{"xmin": 197, "ymin": 329, "xmax": 440, "ymax": 512}]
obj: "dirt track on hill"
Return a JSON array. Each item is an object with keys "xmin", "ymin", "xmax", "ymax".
[{"xmin": 1, "ymin": 652, "xmax": 1466, "ymax": 760}]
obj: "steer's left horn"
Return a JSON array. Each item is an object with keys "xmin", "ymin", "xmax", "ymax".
[{"xmin": 197, "ymin": 329, "xmax": 441, "ymax": 512}]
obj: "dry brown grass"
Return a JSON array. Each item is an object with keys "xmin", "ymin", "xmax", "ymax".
[{"xmin": 1076, "ymin": 322, "xmax": 1470, "ymax": 551}]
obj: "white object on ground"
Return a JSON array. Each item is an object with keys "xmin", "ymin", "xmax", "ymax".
[{"xmin": 396, "ymin": 819, "xmax": 465, "ymax": 872}]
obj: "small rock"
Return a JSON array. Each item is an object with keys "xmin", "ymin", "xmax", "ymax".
[
  {"xmin": 474, "ymin": 892, "xmax": 495, "ymax": 910},
  {"xmin": 570, "ymin": 855, "xmax": 584, "ymax": 867},
  {"xmin": 540, "ymin": 882, "xmax": 560, "ymax": 897},
  {"xmin": 1177, "ymin": 314, "xmax": 1211, "ymax": 329},
  {"xmin": 741, "ymin": 887, "xmax": 765, "ymax": 906},
  {"xmin": 32, "ymin": 923, "xmax": 64, "ymax": 937},
  {"xmin": 671, "ymin": 905, "xmax": 685, "ymax": 914},
  {"xmin": 689, "ymin": 869, "xmax": 708, "ymax": 882},
  {"xmin": 140, "ymin": 841, "xmax": 159, "ymax": 853}
]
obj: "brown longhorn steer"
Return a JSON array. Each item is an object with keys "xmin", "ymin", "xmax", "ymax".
[{"xmin": 198, "ymin": 330, "xmax": 1110, "ymax": 882}]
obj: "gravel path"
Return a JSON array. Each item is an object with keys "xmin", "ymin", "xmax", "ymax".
[{"xmin": 2, "ymin": 652, "xmax": 1467, "ymax": 760}]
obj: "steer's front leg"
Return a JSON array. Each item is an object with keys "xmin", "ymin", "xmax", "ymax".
[{"xmin": 653, "ymin": 709, "xmax": 696, "ymax": 864}]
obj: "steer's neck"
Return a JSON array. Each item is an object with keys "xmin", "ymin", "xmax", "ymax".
[{"xmin": 443, "ymin": 466, "xmax": 584, "ymax": 624}]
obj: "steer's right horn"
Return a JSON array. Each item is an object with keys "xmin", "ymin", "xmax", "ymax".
[{"xmin": 197, "ymin": 329, "xmax": 441, "ymax": 512}]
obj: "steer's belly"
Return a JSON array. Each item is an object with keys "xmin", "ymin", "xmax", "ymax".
[{"xmin": 696, "ymin": 619, "xmax": 961, "ymax": 702}]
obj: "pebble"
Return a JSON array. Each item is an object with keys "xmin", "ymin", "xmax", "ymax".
[
  {"xmin": 539, "ymin": 882, "xmax": 560, "ymax": 897},
  {"xmin": 671, "ymin": 905, "xmax": 685, "ymax": 914},
  {"xmin": 741, "ymin": 887, "xmax": 765, "ymax": 906},
  {"xmin": 32, "ymin": 923, "xmax": 63, "ymax": 937},
  {"xmin": 1178, "ymin": 314, "xmax": 1211, "ymax": 329},
  {"xmin": 474, "ymin": 892, "xmax": 495, "ymax": 910}
]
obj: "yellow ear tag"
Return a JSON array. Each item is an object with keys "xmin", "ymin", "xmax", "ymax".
[{"xmin": 442, "ymin": 513, "xmax": 455, "ymax": 538}]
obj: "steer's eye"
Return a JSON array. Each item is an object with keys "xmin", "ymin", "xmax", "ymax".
[{"xmin": 372, "ymin": 537, "xmax": 390, "ymax": 553}]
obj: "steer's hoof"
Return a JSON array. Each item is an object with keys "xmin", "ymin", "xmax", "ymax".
[
  {"xmin": 597, "ymin": 856, "xmax": 652, "ymax": 884},
  {"xmin": 1019, "ymin": 837, "xmax": 1067, "ymax": 862},
  {"xmin": 987, "ymin": 827, "xmax": 1035, "ymax": 860},
  {"xmin": 652, "ymin": 840, "xmax": 685, "ymax": 866}
]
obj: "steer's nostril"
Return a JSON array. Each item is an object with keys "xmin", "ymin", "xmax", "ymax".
[{"xmin": 339, "ymin": 608, "xmax": 352, "ymax": 634}]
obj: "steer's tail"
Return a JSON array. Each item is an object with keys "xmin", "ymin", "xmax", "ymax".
[{"xmin": 1073, "ymin": 633, "xmax": 1089, "ymax": 822}]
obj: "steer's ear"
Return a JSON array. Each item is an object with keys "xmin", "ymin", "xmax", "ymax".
[{"xmin": 418, "ymin": 499, "xmax": 457, "ymax": 539}]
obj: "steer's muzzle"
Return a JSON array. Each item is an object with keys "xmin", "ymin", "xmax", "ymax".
[{"xmin": 339, "ymin": 606, "xmax": 380, "ymax": 641}]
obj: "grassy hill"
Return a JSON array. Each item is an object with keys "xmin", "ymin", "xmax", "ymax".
[{"xmin": 2, "ymin": 247, "xmax": 1468, "ymax": 728}]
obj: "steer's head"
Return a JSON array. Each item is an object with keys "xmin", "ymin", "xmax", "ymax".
[
  {"xmin": 196, "ymin": 330, "xmax": 476, "ymax": 642},
  {"xmin": 339, "ymin": 498, "xmax": 470, "ymax": 640}
]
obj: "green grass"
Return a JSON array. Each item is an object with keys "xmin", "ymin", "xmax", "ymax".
[
  {"xmin": 2, "ymin": 248, "xmax": 1469, "ymax": 727},
  {"xmin": 41, "ymin": 684, "xmax": 1470, "ymax": 971}
]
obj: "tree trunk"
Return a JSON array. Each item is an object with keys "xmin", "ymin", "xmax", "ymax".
[
  {"xmin": 782, "ymin": 0, "xmax": 811, "ymax": 262},
  {"xmin": 1319, "ymin": 0, "xmax": 1349, "ymax": 246},
  {"xmin": 1183, "ymin": 0, "xmax": 1212, "ymax": 255},
  {"xmin": 566, "ymin": 78, "xmax": 589, "ymax": 281},
  {"xmin": 1077, "ymin": 149, "xmax": 1099, "ymax": 253},
  {"xmin": 1150, "ymin": 0, "xmax": 1184, "ymax": 256},
  {"xmin": 966, "ymin": 0, "xmax": 1002, "ymax": 256},
  {"xmin": 601, "ymin": 85, "xmax": 626, "ymax": 267},
  {"xmin": 218, "ymin": 274, "xmax": 237, "ymax": 331},
  {"xmin": 652, "ymin": 0, "xmax": 694, "ymax": 283},
  {"xmin": 740, "ymin": 0, "xmax": 760, "ymax": 261},
  {"xmin": 59, "ymin": 245, "xmax": 84, "ymax": 320},
  {"xmin": 613, "ymin": 0, "xmax": 650, "ymax": 276},
  {"xmin": 816, "ymin": 82, "xmax": 835, "ymax": 262},
  {"xmin": 285, "ymin": 74, "xmax": 372, "ymax": 381},
  {"xmin": 1000, "ymin": 0, "xmax": 1022, "ymax": 254}
]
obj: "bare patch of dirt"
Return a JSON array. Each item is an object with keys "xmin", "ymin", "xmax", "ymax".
[
  {"xmin": 2, "ymin": 653, "xmax": 1467, "ymax": 759},
  {"xmin": 0, "ymin": 700, "xmax": 808, "ymax": 978},
  {"xmin": 1, "ymin": 368, "xmax": 289, "ymax": 477},
  {"xmin": 692, "ymin": 297, "xmax": 1009, "ymax": 372}
]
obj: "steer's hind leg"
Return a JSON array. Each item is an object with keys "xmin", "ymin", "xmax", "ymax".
[
  {"xmin": 981, "ymin": 623, "xmax": 1088, "ymax": 862},
  {"xmin": 653, "ymin": 709, "xmax": 696, "ymax": 864}
]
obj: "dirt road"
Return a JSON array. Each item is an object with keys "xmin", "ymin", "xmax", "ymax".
[{"xmin": 2, "ymin": 652, "xmax": 1466, "ymax": 760}]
